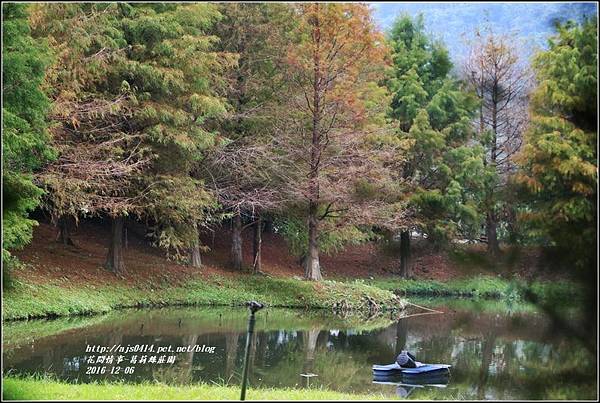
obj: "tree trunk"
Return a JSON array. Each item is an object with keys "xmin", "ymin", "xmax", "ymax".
[
  {"xmin": 189, "ymin": 225, "xmax": 202, "ymax": 268},
  {"xmin": 305, "ymin": 202, "xmax": 322, "ymax": 281},
  {"xmin": 476, "ymin": 330, "xmax": 497, "ymax": 399},
  {"xmin": 487, "ymin": 81, "xmax": 500, "ymax": 257},
  {"xmin": 486, "ymin": 210, "xmax": 500, "ymax": 256},
  {"xmin": 301, "ymin": 328, "xmax": 320, "ymax": 387},
  {"xmin": 190, "ymin": 244, "xmax": 202, "ymax": 268},
  {"xmin": 396, "ymin": 319, "xmax": 408, "ymax": 352},
  {"xmin": 225, "ymin": 332, "xmax": 239, "ymax": 378},
  {"xmin": 56, "ymin": 215, "xmax": 75, "ymax": 246},
  {"xmin": 399, "ymin": 230, "xmax": 411, "ymax": 278},
  {"xmin": 105, "ymin": 216, "xmax": 125, "ymax": 274},
  {"xmin": 252, "ymin": 216, "xmax": 262, "ymax": 274},
  {"xmin": 304, "ymin": 8, "xmax": 323, "ymax": 282},
  {"xmin": 231, "ymin": 212, "xmax": 243, "ymax": 270},
  {"xmin": 263, "ymin": 218, "xmax": 273, "ymax": 233}
]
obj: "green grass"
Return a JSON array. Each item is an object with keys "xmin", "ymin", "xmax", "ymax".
[
  {"xmin": 3, "ymin": 269, "xmax": 580, "ymax": 321},
  {"xmin": 2, "ymin": 376, "xmax": 384, "ymax": 401},
  {"xmin": 2, "ymin": 274, "xmax": 404, "ymax": 321},
  {"xmin": 447, "ymin": 246, "xmax": 527, "ymax": 274},
  {"xmin": 360, "ymin": 275, "xmax": 582, "ymax": 303}
]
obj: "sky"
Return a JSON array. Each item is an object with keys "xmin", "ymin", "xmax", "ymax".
[{"xmin": 369, "ymin": 2, "xmax": 597, "ymax": 63}]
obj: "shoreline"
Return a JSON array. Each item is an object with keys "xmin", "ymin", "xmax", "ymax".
[
  {"xmin": 2, "ymin": 271, "xmax": 580, "ymax": 322},
  {"xmin": 2, "ymin": 274, "xmax": 406, "ymax": 321}
]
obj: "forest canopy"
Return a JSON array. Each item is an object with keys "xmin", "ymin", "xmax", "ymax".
[{"xmin": 2, "ymin": 3, "xmax": 597, "ymax": 287}]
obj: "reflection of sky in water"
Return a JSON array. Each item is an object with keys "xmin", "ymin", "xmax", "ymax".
[
  {"xmin": 63, "ymin": 357, "xmax": 82, "ymax": 372},
  {"xmin": 3, "ymin": 306, "xmax": 597, "ymax": 400}
]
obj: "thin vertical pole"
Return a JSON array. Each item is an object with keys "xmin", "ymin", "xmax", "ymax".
[{"xmin": 240, "ymin": 312, "xmax": 256, "ymax": 400}]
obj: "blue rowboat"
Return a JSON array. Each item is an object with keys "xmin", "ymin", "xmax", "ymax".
[{"xmin": 372, "ymin": 362, "xmax": 451, "ymax": 376}]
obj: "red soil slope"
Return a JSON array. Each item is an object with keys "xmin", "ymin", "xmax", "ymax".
[{"xmin": 13, "ymin": 220, "xmax": 545, "ymax": 285}]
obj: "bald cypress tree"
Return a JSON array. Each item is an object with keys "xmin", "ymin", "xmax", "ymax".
[
  {"xmin": 464, "ymin": 29, "xmax": 531, "ymax": 256},
  {"xmin": 34, "ymin": 3, "xmax": 229, "ymax": 273},
  {"xmin": 206, "ymin": 3, "xmax": 295, "ymax": 272},
  {"xmin": 282, "ymin": 3, "xmax": 389, "ymax": 280}
]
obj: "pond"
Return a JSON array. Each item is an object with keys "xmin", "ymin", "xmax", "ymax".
[{"xmin": 3, "ymin": 301, "xmax": 597, "ymax": 400}]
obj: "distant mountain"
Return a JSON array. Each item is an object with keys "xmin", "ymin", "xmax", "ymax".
[{"xmin": 370, "ymin": 2, "xmax": 597, "ymax": 63}]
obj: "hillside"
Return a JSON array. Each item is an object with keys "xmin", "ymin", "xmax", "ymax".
[
  {"xmin": 11, "ymin": 219, "xmax": 551, "ymax": 288},
  {"xmin": 372, "ymin": 2, "xmax": 597, "ymax": 60}
]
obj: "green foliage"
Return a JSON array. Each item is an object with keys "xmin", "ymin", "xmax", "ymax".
[
  {"xmin": 366, "ymin": 275, "xmax": 582, "ymax": 303},
  {"xmin": 386, "ymin": 14, "xmax": 484, "ymax": 243},
  {"xmin": 515, "ymin": 17, "xmax": 597, "ymax": 271},
  {"xmin": 3, "ymin": 376, "xmax": 383, "ymax": 401},
  {"xmin": 2, "ymin": 4, "xmax": 54, "ymax": 264},
  {"xmin": 34, "ymin": 3, "xmax": 229, "ymax": 255},
  {"xmin": 388, "ymin": 14, "xmax": 452, "ymax": 109},
  {"xmin": 4, "ymin": 4, "xmax": 595, "ymax": 293},
  {"xmin": 213, "ymin": 3, "xmax": 295, "ymax": 140},
  {"xmin": 116, "ymin": 4, "xmax": 229, "ymax": 240},
  {"xmin": 143, "ymin": 176, "xmax": 218, "ymax": 261},
  {"xmin": 2, "ymin": 273, "xmax": 401, "ymax": 320},
  {"xmin": 276, "ymin": 216, "xmax": 374, "ymax": 258}
]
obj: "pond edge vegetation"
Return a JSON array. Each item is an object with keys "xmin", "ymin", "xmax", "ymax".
[
  {"xmin": 3, "ymin": 271, "xmax": 581, "ymax": 321},
  {"xmin": 2, "ymin": 376, "xmax": 385, "ymax": 401},
  {"xmin": 2, "ymin": 274, "xmax": 405, "ymax": 321}
]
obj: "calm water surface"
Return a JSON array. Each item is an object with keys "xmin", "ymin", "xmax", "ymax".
[{"xmin": 3, "ymin": 301, "xmax": 597, "ymax": 400}]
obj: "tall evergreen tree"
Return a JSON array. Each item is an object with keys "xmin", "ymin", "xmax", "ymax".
[
  {"xmin": 2, "ymin": 3, "xmax": 54, "ymax": 265},
  {"xmin": 386, "ymin": 14, "xmax": 483, "ymax": 276},
  {"xmin": 33, "ymin": 3, "xmax": 229, "ymax": 272},
  {"xmin": 515, "ymin": 18, "xmax": 596, "ymax": 349},
  {"xmin": 516, "ymin": 18, "xmax": 597, "ymax": 272}
]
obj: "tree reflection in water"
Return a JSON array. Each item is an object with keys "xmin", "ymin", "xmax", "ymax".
[{"xmin": 3, "ymin": 305, "xmax": 596, "ymax": 400}]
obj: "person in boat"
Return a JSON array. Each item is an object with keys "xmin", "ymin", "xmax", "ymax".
[{"xmin": 396, "ymin": 350, "xmax": 417, "ymax": 368}]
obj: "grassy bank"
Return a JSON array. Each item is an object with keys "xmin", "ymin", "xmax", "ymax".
[
  {"xmin": 2, "ymin": 377, "xmax": 383, "ymax": 401},
  {"xmin": 2, "ymin": 273, "xmax": 404, "ymax": 321},
  {"xmin": 362, "ymin": 275, "xmax": 582, "ymax": 302},
  {"xmin": 3, "ymin": 271, "xmax": 579, "ymax": 321}
]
